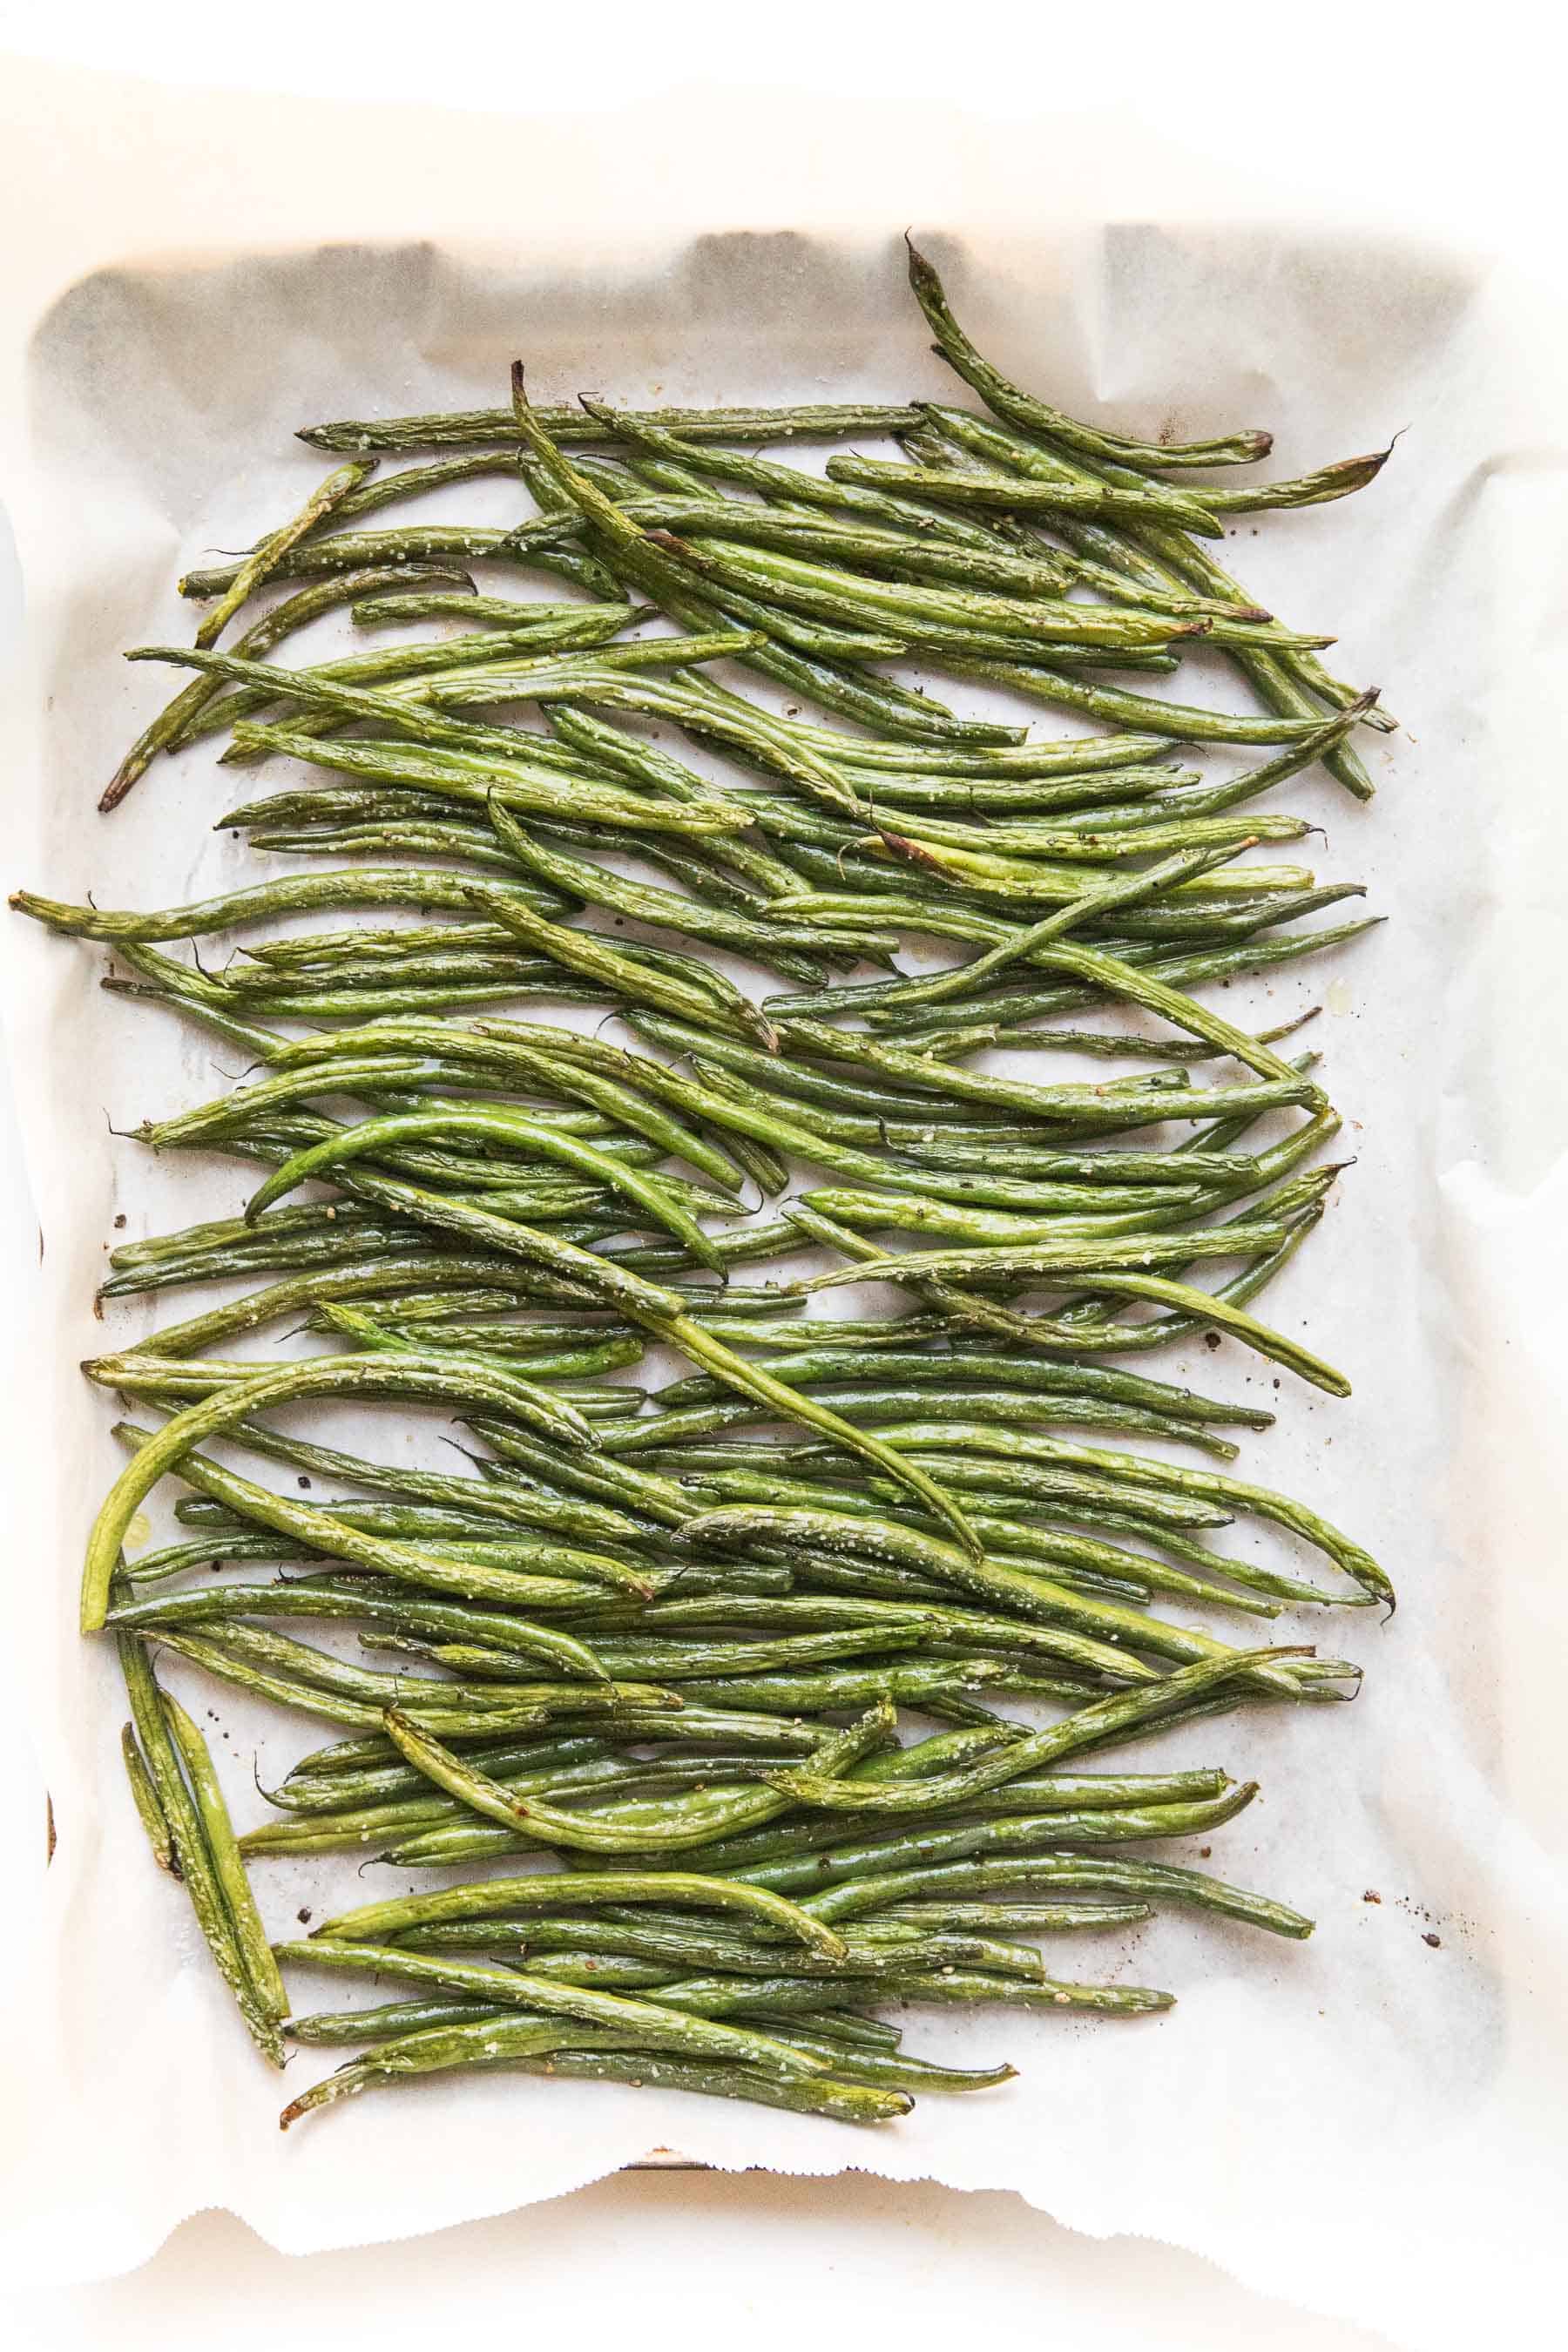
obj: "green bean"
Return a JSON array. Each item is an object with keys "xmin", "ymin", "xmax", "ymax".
[
  {"xmin": 385, "ymin": 1700, "xmax": 895, "ymax": 1861},
  {"xmin": 686, "ymin": 1783, "xmax": 1232, "ymax": 1882},
  {"xmin": 841, "ymin": 846, "xmax": 1349, "ymax": 1040},
  {"xmin": 611, "ymin": 1381, "xmax": 1229, "ymax": 1459},
  {"xmin": 654, "ymin": 1347, "xmax": 1267, "ymax": 1428},
  {"xmin": 246, "ymin": 1105, "xmax": 727, "ymax": 1271},
  {"xmin": 347, "ymin": 591, "xmax": 615, "ymax": 636},
  {"xmin": 273, "ymin": 1938, "xmax": 835, "ymax": 2085},
  {"xmin": 171, "ymin": 1492, "xmax": 608, "ymax": 1541},
  {"xmin": 787, "ymin": 1848, "xmax": 1308, "ymax": 1939},
  {"xmin": 829, "ymin": 848, "xmax": 1240, "ymax": 1024},
  {"xmin": 543, "ymin": 1625, "xmax": 952, "ymax": 1682},
  {"xmin": 289, "ymin": 1161, "xmax": 985, "ymax": 1564},
  {"xmin": 905, "ymin": 240, "xmax": 1269, "ymax": 470},
  {"xmin": 127, "ymin": 632, "xmax": 760, "ymax": 781},
  {"xmin": 314, "ymin": 1864, "xmax": 850, "ymax": 1960},
  {"xmin": 111, "ymin": 1199, "xmax": 401, "ymax": 1274},
  {"xmin": 147, "ymin": 1615, "xmax": 600, "ymax": 1713},
  {"xmin": 792, "ymin": 1224, "xmax": 1350, "ymax": 1394},
  {"xmin": 638, "ymin": 1480, "xmax": 1159, "ymax": 1607},
  {"xmin": 828, "ymin": 733, "xmax": 1178, "ymax": 779},
  {"xmin": 163, "ymin": 1412, "xmax": 646, "ymax": 1547},
  {"xmin": 623, "ymin": 1017, "xmax": 1264, "ymax": 1175},
  {"xmin": 882, "ymin": 1901, "xmax": 1149, "ymax": 1933},
  {"xmin": 82, "ymin": 1353, "xmax": 602, "ymax": 1630},
  {"xmin": 823, "ymin": 452, "xmax": 1222, "ymax": 539},
  {"xmin": 233, "ymin": 920, "xmax": 538, "ymax": 967},
  {"xmin": 331, "ymin": 1284, "xmax": 542, "ymax": 1324},
  {"xmin": 103, "ymin": 563, "xmax": 477, "ymax": 811},
  {"xmin": 971, "ymin": 400, "xmax": 1382, "ymax": 700},
  {"xmin": 717, "ymin": 2028, "xmax": 1012, "ymax": 2095},
  {"xmin": 119, "ymin": 1720, "xmax": 179, "ymax": 1874},
  {"xmin": 890, "ymin": 918, "xmax": 1383, "ymax": 1039},
  {"xmin": 271, "ymin": 1733, "xmax": 613, "ymax": 1815},
  {"xmin": 242, "ymin": 1758, "xmax": 767, "ymax": 1855},
  {"xmin": 107, "ymin": 1254, "xmax": 545, "ymax": 1350},
  {"xmin": 505, "ymin": 374, "xmax": 910, "ymax": 800},
  {"xmin": 663, "ymin": 1659, "xmax": 1083, "ymax": 1721},
  {"xmin": 283, "ymin": 1726, "xmax": 603, "ymax": 1784},
  {"xmin": 578, "ymin": 401, "xmax": 1039, "ymax": 558},
  {"xmin": 118, "ymin": 1634, "xmax": 287, "ymax": 2063},
  {"xmin": 802, "ymin": 1444, "xmax": 1224, "ymax": 1534},
  {"xmin": 112, "ymin": 1578, "xmax": 615, "ymax": 1681},
  {"xmin": 444, "ymin": 1913, "xmax": 1047, "ymax": 1984},
  {"xmin": 281, "ymin": 2028, "xmax": 909, "ymax": 2131},
  {"xmin": 755, "ymin": 1023, "xmax": 1319, "ymax": 1128},
  {"xmin": 223, "ymin": 721, "xmax": 756, "ymax": 838},
  {"xmin": 794, "ymin": 1216, "xmax": 1287, "ymax": 1281},
  {"xmin": 636, "ymin": 500, "xmax": 1083, "ymax": 598},
  {"xmin": 286, "ymin": 1998, "xmax": 507, "ymax": 2043},
  {"xmin": 484, "ymin": 802, "xmax": 897, "ymax": 973},
  {"xmin": 192, "ymin": 610, "xmax": 641, "ymax": 745},
  {"xmin": 130, "ymin": 1439, "xmax": 652, "ymax": 1598},
  {"xmin": 659, "ymin": 535, "xmax": 1201, "ymax": 647},
  {"xmin": 242, "ymin": 822, "xmax": 512, "ymax": 872},
  {"xmin": 609, "ymin": 1962, "xmax": 1172, "ymax": 2018},
  {"xmin": 316, "ymin": 1304, "xmax": 644, "ymax": 1382},
  {"xmin": 470, "ymin": 888, "xmax": 775, "ymax": 1051},
  {"xmin": 299, "ymin": 401, "xmax": 925, "ymax": 453},
  {"xmin": 193, "ymin": 457, "xmax": 378, "ymax": 657},
  {"xmin": 894, "ymin": 1433, "xmax": 1389, "ymax": 1609},
  {"xmin": 500, "ymin": 1023, "xmax": 1260, "ymax": 1211},
  {"xmin": 835, "ymin": 769, "xmax": 1196, "ymax": 815},
  {"xmin": 128, "ymin": 1055, "xmax": 480, "ymax": 1152},
  {"xmin": 439, "ymin": 664, "xmax": 872, "ymax": 818},
  {"xmin": 1152, "ymin": 518, "xmax": 1395, "ymax": 735},
  {"xmin": 315, "ymin": 452, "xmax": 540, "ymax": 519},
  {"xmin": 174, "ymin": 519, "xmax": 608, "ymax": 601},
  {"xmin": 160, "ymin": 1692, "xmax": 290, "ymax": 2023},
  {"xmin": 151, "ymin": 1625, "xmax": 669, "ymax": 1734},
  {"xmin": 773, "ymin": 1648, "xmax": 1319, "ymax": 1822}
]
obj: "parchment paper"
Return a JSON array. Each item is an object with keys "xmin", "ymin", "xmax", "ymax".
[{"xmin": 3, "ymin": 192, "xmax": 1566, "ymax": 2352}]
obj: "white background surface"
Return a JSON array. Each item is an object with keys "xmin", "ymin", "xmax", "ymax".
[{"xmin": 0, "ymin": 10, "xmax": 1556, "ymax": 2349}]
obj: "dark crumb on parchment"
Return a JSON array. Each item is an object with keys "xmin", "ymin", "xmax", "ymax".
[
  {"xmin": 1203, "ymin": 1331, "xmax": 1221, "ymax": 1351},
  {"xmin": 1363, "ymin": 1889, "xmax": 1382, "ymax": 1903},
  {"xmin": 1423, "ymin": 1932, "xmax": 1442, "ymax": 1949},
  {"xmin": 298, "ymin": 1908, "xmax": 313, "ymax": 1925},
  {"xmin": 113, "ymin": 1213, "xmax": 126, "ymax": 1229},
  {"xmin": 298, "ymin": 1476, "xmax": 312, "ymax": 1490}
]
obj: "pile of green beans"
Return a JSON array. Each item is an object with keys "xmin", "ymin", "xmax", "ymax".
[{"xmin": 12, "ymin": 239, "xmax": 1395, "ymax": 2139}]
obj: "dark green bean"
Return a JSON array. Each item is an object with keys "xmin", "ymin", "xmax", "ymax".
[
  {"xmin": 905, "ymin": 240, "xmax": 1269, "ymax": 470},
  {"xmin": 118, "ymin": 1635, "xmax": 287, "ymax": 2063}
]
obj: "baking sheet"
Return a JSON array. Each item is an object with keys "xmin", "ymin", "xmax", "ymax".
[{"xmin": 2, "ymin": 217, "xmax": 1566, "ymax": 2352}]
